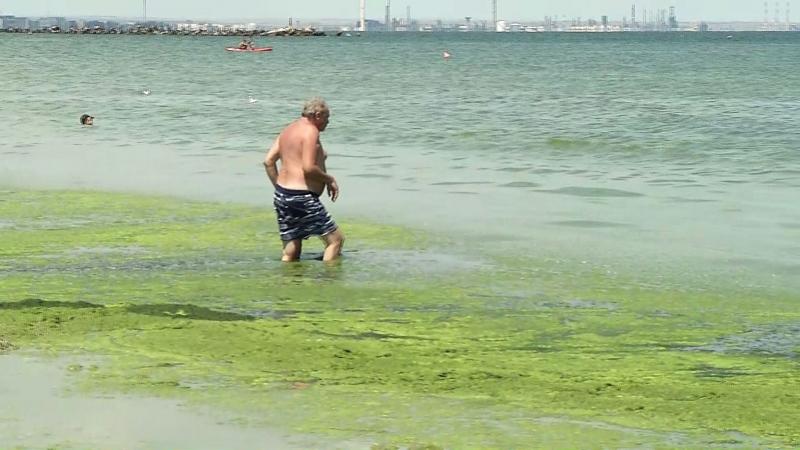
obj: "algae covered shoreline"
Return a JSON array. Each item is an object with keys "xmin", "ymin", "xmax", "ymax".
[{"xmin": 1, "ymin": 189, "xmax": 799, "ymax": 448}]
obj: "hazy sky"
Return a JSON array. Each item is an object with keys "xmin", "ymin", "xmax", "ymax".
[{"xmin": 0, "ymin": 0, "xmax": 790, "ymax": 22}]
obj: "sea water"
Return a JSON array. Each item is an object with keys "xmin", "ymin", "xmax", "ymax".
[
  {"xmin": 2, "ymin": 31, "xmax": 800, "ymax": 448},
  {"xmin": 1, "ymin": 32, "xmax": 799, "ymax": 294}
]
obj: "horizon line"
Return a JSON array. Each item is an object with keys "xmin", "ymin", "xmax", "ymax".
[{"xmin": 0, "ymin": 12, "xmax": 787, "ymax": 24}]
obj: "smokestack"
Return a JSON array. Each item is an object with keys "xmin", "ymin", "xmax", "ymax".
[
  {"xmin": 386, "ymin": 0, "xmax": 391, "ymax": 32},
  {"xmin": 492, "ymin": 0, "xmax": 497, "ymax": 31},
  {"xmin": 765, "ymin": 1, "xmax": 770, "ymax": 26},
  {"xmin": 360, "ymin": 0, "xmax": 366, "ymax": 31}
]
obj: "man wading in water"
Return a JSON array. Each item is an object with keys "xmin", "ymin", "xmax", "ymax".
[{"xmin": 263, "ymin": 97, "xmax": 344, "ymax": 262}]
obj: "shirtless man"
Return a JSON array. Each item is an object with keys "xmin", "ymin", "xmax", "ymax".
[{"xmin": 263, "ymin": 97, "xmax": 344, "ymax": 262}]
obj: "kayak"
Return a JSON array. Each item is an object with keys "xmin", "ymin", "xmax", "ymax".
[{"xmin": 225, "ymin": 47, "xmax": 273, "ymax": 52}]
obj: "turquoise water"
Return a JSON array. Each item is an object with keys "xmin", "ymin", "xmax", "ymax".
[{"xmin": 1, "ymin": 32, "xmax": 799, "ymax": 293}]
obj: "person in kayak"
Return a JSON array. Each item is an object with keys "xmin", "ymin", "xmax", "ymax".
[
  {"xmin": 238, "ymin": 39, "xmax": 249, "ymax": 50},
  {"xmin": 262, "ymin": 97, "xmax": 344, "ymax": 262}
]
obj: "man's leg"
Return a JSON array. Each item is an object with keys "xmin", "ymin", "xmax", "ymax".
[
  {"xmin": 321, "ymin": 229, "xmax": 345, "ymax": 262},
  {"xmin": 282, "ymin": 239, "xmax": 302, "ymax": 262}
]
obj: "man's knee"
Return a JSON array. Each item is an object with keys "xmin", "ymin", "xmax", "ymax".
[
  {"xmin": 282, "ymin": 240, "xmax": 302, "ymax": 261},
  {"xmin": 321, "ymin": 230, "xmax": 344, "ymax": 254},
  {"xmin": 329, "ymin": 230, "xmax": 344, "ymax": 247}
]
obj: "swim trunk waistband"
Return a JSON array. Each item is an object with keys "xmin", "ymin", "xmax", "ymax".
[{"xmin": 275, "ymin": 184, "xmax": 319, "ymax": 197}]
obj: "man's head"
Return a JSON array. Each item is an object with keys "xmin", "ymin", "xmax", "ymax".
[
  {"xmin": 301, "ymin": 97, "xmax": 330, "ymax": 131},
  {"xmin": 80, "ymin": 114, "xmax": 94, "ymax": 126}
]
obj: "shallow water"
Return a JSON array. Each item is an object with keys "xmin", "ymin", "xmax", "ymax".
[
  {"xmin": 1, "ymin": 190, "xmax": 798, "ymax": 447},
  {"xmin": 2, "ymin": 32, "xmax": 800, "ymax": 447},
  {"xmin": 0, "ymin": 354, "xmax": 368, "ymax": 450},
  {"xmin": 1, "ymin": 32, "xmax": 799, "ymax": 294}
]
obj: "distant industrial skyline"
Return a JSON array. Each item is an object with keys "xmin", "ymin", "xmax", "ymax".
[{"xmin": 0, "ymin": 0, "xmax": 793, "ymax": 22}]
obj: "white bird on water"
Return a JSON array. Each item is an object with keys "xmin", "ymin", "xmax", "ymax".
[
  {"xmin": 442, "ymin": 50, "xmax": 452, "ymax": 60},
  {"xmin": 142, "ymin": 88, "xmax": 151, "ymax": 96},
  {"xmin": 248, "ymin": 96, "xmax": 258, "ymax": 104}
]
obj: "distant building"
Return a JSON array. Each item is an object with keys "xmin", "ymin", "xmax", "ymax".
[
  {"xmin": 177, "ymin": 22, "xmax": 203, "ymax": 32},
  {"xmin": 0, "ymin": 16, "xmax": 13, "ymax": 29},
  {"xmin": 392, "ymin": 17, "xmax": 417, "ymax": 32},
  {"xmin": 233, "ymin": 23, "xmax": 257, "ymax": 31},
  {"xmin": 7, "ymin": 16, "xmax": 30, "ymax": 29},
  {"xmin": 354, "ymin": 19, "xmax": 383, "ymax": 31},
  {"xmin": 668, "ymin": 7, "xmax": 679, "ymax": 29},
  {"xmin": 85, "ymin": 20, "xmax": 105, "ymax": 29},
  {"xmin": 38, "ymin": 17, "xmax": 67, "ymax": 30}
]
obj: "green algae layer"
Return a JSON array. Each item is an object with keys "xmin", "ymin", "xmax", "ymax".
[{"xmin": 1, "ymin": 189, "xmax": 799, "ymax": 448}]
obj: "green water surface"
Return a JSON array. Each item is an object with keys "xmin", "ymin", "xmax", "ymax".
[{"xmin": 1, "ymin": 189, "xmax": 798, "ymax": 448}]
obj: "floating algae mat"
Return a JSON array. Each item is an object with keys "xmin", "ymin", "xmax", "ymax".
[{"xmin": 1, "ymin": 190, "xmax": 799, "ymax": 448}]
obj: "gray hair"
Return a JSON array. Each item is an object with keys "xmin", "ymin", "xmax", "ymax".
[{"xmin": 301, "ymin": 97, "xmax": 329, "ymax": 118}]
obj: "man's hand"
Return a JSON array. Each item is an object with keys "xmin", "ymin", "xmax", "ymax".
[{"xmin": 326, "ymin": 178, "xmax": 340, "ymax": 202}]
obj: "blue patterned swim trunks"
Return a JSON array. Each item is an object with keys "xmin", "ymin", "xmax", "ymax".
[{"xmin": 273, "ymin": 184, "xmax": 338, "ymax": 242}]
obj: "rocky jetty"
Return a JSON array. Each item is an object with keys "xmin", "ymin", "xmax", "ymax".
[
  {"xmin": 0, "ymin": 25, "xmax": 329, "ymax": 36},
  {"xmin": 262, "ymin": 26, "xmax": 326, "ymax": 37}
]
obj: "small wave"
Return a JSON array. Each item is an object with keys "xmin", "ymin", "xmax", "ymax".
[
  {"xmin": 548, "ymin": 220, "xmax": 631, "ymax": 228},
  {"xmin": 547, "ymin": 137, "xmax": 591, "ymax": 150},
  {"xmin": 350, "ymin": 173, "xmax": 392, "ymax": 179},
  {"xmin": 431, "ymin": 181, "xmax": 488, "ymax": 186},
  {"xmin": 646, "ymin": 178, "xmax": 698, "ymax": 185},
  {"xmin": 500, "ymin": 182, "xmax": 541, "ymax": 188},
  {"xmin": 666, "ymin": 197, "xmax": 717, "ymax": 204},
  {"xmin": 537, "ymin": 186, "xmax": 644, "ymax": 198},
  {"xmin": 494, "ymin": 167, "xmax": 531, "ymax": 173}
]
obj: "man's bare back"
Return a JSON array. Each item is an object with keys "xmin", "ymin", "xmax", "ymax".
[
  {"xmin": 263, "ymin": 97, "xmax": 344, "ymax": 262},
  {"xmin": 269, "ymin": 118, "xmax": 329, "ymax": 196}
]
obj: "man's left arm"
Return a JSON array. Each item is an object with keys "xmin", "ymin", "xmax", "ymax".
[{"xmin": 263, "ymin": 137, "xmax": 280, "ymax": 186}]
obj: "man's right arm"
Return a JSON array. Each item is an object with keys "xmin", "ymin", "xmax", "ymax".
[{"xmin": 263, "ymin": 137, "xmax": 280, "ymax": 186}]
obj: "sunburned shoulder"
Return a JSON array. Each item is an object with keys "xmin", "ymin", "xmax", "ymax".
[
  {"xmin": 298, "ymin": 122, "xmax": 320, "ymax": 140},
  {"xmin": 285, "ymin": 119, "xmax": 317, "ymax": 135}
]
